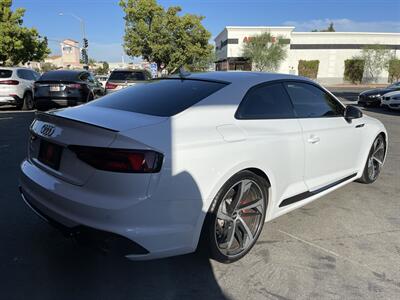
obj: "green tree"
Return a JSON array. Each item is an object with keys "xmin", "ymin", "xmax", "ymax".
[
  {"xmin": 95, "ymin": 61, "xmax": 110, "ymax": 75},
  {"xmin": 298, "ymin": 60, "xmax": 319, "ymax": 79},
  {"xmin": 242, "ymin": 33, "xmax": 287, "ymax": 72},
  {"xmin": 360, "ymin": 45, "xmax": 392, "ymax": 82},
  {"xmin": 344, "ymin": 59, "xmax": 365, "ymax": 84},
  {"xmin": 388, "ymin": 59, "xmax": 400, "ymax": 83},
  {"xmin": 311, "ymin": 22, "xmax": 335, "ymax": 32},
  {"xmin": 0, "ymin": 0, "xmax": 50, "ymax": 65},
  {"xmin": 40, "ymin": 62, "xmax": 58, "ymax": 72},
  {"xmin": 120, "ymin": 0, "xmax": 213, "ymax": 74}
]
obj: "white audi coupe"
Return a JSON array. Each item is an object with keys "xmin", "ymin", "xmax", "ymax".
[{"xmin": 20, "ymin": 72, "xmax": 387, "ymax": 263}]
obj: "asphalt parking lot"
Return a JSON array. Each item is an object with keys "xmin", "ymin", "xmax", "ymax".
[{"xmin": 0, "ymin": 91, "xmax": 399, "ymax": 300}]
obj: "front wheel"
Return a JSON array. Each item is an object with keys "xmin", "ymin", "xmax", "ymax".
[
  {"xmin": 357, "ymin": 135, "xmax": 386, "ymax": 184},
  {"xmin": 204, "ymin": 171, "xmax": 268, "ymax": 263}
]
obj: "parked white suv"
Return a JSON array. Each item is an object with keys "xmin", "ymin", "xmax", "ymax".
[{"xmin": 0, "ymin": 67, "xmax": 40, "ymax": 110}]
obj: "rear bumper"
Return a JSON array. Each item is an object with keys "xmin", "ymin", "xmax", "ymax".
[
  {"xmin": 35, "ymin": 97, "xmax": 84, "ymax": 107},
  {"xmin": 19, "ymin": 159, "xmax": 201, "ymax": 260},
  {"xmin": 20, "ymin": 187, "xmax": 149, "ymax": 255},
  {"xmin": 0, "ymin": 95, "xmax": 21, "ymax": 106}
]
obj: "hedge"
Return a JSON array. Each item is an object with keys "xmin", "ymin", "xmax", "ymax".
[
  {"xmin": 298, "ymin": 60, "xmax": 319, "ymax": 79},
  {"xmin": 344, "ymin": 59, "xmax": 365, "ymax": 84},
  {"xmin": 388, "ymin": 59, "xmax": 400, "ymax": 83}
]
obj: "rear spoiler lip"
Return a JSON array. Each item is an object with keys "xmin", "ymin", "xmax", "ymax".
[{"xmin": 35, "ymin": 110, "xmax": 119, "ymax": 133}]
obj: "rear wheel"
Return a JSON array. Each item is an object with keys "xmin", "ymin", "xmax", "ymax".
[
  {"xmin": 204, "ymin": 170, "xmax": 268, "ymax": 263},
  {"xmin": 358, "ymin": 135, "xmax": 386, "ymax": 184},
  {"xmin": 21, "ymin": 92, "xmax": 34, "ymax": 110},
  {"xmin": 87, "ymin": 93, "xmax": 94, "ymax": 102}
]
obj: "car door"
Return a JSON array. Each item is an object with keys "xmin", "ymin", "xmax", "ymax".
[
  {"xmin": 284, "ymin": 81, "xmax": 364, "ymax": 190},
  {"xmin": 235, "ymin": 82, "xmax": 308, "ymax": 210},
  {"xmin": 17, "ymin": 69, "xmax": 33, "ymax": 96}
]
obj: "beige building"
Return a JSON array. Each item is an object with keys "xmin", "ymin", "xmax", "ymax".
[{"xmin": 45, "ymin": 39, "xmax": 81, "ymax": 69}]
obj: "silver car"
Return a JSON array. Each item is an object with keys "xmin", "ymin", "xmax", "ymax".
[{"xmin": 0, "ymin": 67, "xmax": 40, "ymax": 110}]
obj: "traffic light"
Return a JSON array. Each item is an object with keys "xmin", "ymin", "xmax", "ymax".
[
  {"xmin": 83, "ymin": 38, "xmax": 88, "ymax": 49},
  {"xmin": 81, "ymin": 48, "xmax": 88, "ymax": 65}
]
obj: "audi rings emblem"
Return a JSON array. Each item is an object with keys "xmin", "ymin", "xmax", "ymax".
[{"xmin": 40, "ymin": 124, "xmax": 55, "ymax": 137}]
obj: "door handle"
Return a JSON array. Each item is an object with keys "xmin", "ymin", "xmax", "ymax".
[
  {"xmin": 355, "ymin": 123, "xmax": 365, "ymax": 128},
  {"xmin": 307, "ymin": 135, "xmax": 320, "ymax": 144}
]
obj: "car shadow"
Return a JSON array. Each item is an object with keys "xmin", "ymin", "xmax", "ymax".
[
  {"xmin": 361, "ymin": 106, "xmax": 400, "ymax": 116},
  {"xmin": 2, "ymin": 226, "xmax": 227, "ymax": 299},
  {"xmin": 0, "ymin": 110, "xmax": 229, "ymax": 300}
]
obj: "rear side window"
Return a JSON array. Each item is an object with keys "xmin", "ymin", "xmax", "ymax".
[
  {"xmin": 17, "ymin": 69, "xmax": 36, "ymax": 80},
  {"xmin": 236, "ymin": 83, "xmax": 295, "ymax": 119},
  {"xmin": 91, "ymin": 79, "xmax": 228, "ymax": 117},
  {"xmin": 284, "ymin": 82, "xmax": 344, "ymax": 118},
  {"xmin": 0, "ymin": 69, "xmax": 12, "ymax": 78},
  {"xmin": 109, "ymin": 71, "xmax": 146, "ymax": 81},
  {"xmin": 17, "ymin": 70, "xmax": 27, "ymax": 80}
]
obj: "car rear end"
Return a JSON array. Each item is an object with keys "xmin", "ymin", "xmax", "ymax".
[
  {"xmin": 34, "ymin": 71, "xmax": 89, "ymax": 109},
  {"xmin": 105, "ymin": 70, "xmax": 149, "ymax": 94},
  {"xmin": 0, "ymin": 68, "xmax": 23, "ymax": 107},
  {"xmin": 19, "ymin": 105, "xmax": 169, "ymax": 257},
  {"xmin": 20, "ymin": 77, "xmax": 229, "ymax": 259}
]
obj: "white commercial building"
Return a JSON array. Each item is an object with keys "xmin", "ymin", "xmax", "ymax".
[{"xmin": 215, "ymin": 26, "xmax": 400, "ymax": 84}]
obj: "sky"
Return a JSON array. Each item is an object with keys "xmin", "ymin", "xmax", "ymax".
[{"xmin": 13, "ymin": 0, "xmax": 400, "ymax": 62}]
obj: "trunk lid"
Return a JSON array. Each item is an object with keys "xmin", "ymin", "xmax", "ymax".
[{"xmin": 29, "ymin": 105, "xmax": 167, "ymax": 186}]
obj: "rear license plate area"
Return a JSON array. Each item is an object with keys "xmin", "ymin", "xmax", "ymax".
[
  {"xmin": 38, "ymin": 140, "xmax": 63, "ymax": 170},
  {"xmin": 50, "ymin": 85, "xmax": 61, "ymax": 92}
]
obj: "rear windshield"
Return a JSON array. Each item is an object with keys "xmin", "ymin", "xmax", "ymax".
[
  {"xmin": 39, "ymin": 71, "xmax": 80, "ymax": 81},
  {"xmin": 109, "ymin": 71, "xmax": 146, "ymax": 81},
  {"xmin": 0, "ymin": 69, "xmax": 12, "ymax": 78},
  {"xmin": 90, "ymin": 79, "xmax": 228, "ymax": 117}
]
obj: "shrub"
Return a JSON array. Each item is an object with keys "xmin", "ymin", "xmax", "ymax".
[
  {"xmin": 298, "ymin": 60, "xmax": 319, "ymax": 79},
  {"xmin": 388, "ymin": 59, "xmax": 400, "ymax": 83},
  {"xmin": 344, "ymin": 59, "xmax": 365, "ymax": 84}
]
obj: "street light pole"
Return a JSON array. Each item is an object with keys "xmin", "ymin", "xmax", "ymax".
[{"xmin": 59, "ymin": 12, "xmax": 88, "ymax": 67}]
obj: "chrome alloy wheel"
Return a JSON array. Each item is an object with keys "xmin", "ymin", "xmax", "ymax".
[
  {"xmin": 367, "ymin": 136, "xmax": 385, "ymax": 181},
  {"xmin": 214, "ymin": 179, "xmax": 265, "ymax": 257}
]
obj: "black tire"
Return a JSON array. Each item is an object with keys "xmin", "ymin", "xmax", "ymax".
[
  {"xmin": 87, "ymin": 93, "xmax": 94, "ymax": 102},
  {"xmin": 357, "ymin": 134, "xmax": 386, "ymax": 184},
  {"xmin": 21, "ymin": 92, "xmax": 34, "ymax": 110},
  {"xmin": 203, "ymin": 170, "xmax": 268, "ymax": 263}
]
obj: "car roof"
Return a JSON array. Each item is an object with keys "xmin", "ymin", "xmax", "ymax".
[
  {"xmin": 112, "ymin": 69, "xmax": 146, "ymax": 72},
  {"xmin": 171, "ymin": 71, "xmax": 314, "ymax": 86},
  {"xmin": 43, "ymin": 70, "xmax": 88, "ymax": 75}
]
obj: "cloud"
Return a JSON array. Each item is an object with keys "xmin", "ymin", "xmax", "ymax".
[{"xmin": 284, "ymin": 19, "xmax": 400, "ymax": 33}]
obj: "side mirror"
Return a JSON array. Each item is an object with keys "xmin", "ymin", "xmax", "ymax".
[{"xmin": 344, "ymin": 105, "xmax": 363, "ymax": 122}]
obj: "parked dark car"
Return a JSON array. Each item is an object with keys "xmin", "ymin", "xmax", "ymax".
[
  {"xmin": 105, "ymin": 69, "xmax": 151, "ymax": 94},
  {"xmin": 358, "ymin": 81, "xmax": 400, "ymax": 107},
  {"xmin": 34, "ymin": 70, "xmax": 104, "ymax": 110}
]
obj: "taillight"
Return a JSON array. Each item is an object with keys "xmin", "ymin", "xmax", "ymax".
[
  {"xmin": 66, "ymin": 83, "xmax": 82, "ymax": 89},
  {"xmin": 68, "ymin": 146, "xmax": 163, "ymax": 173},
  {"xmin": 0, "ymin": 80, "xmax": 19, "ymax": 85},
  {"xmin": 105, "ymin": 82, "xmax": 117, "ymax": 89}
]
